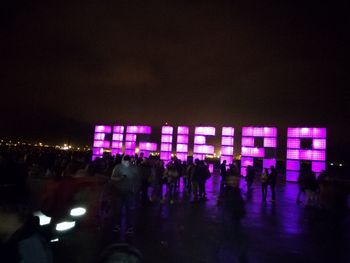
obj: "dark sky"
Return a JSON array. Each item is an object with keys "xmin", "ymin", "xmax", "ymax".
[{"xmin": 1, "ymin": 1, "xmax": 349, "ymax": 160}]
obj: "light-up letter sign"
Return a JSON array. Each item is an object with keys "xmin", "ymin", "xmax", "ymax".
[
  {"xmin": 241, "ymin": 127, "xmax": 277, "ymax": 176},
  {"xmin": 176, "ymin": 126, "xmax": 189, "ymax": 162},
  {"xmin": 125, "ymin": 126, "xmax": 153, "ymax": 156},
  {"xmin": 160, "ymin": 126, "xmax": 173, "ymax": 163},
  {"xmin": 286, "ymin": 127, "xmax": 326, "ymax": 182},
  {"xmin": 111, "ymin": 126, "xmax": 124, "ymax": 156},
  {"xmin": 93, "ymin": 125, "xmax": 112, "ymax": 160},
  {"xmin": 193, "ymin": 126, "xmax": 216, "ymax": 160},
  {"xmin": 220, "ymin": 127, "xmax": 234, "ymax": 166}
]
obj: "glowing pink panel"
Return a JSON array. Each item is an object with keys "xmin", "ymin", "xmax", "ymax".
[
  {"xmin": 125, "ymin": 141, "xmax": 136, "ymax": 149},
  {"xmin": 264, "ymin": 137, "xmax": 277, "ymax": 148},
  {"xmin": 286, "ymin": 127, "xmax": 327, "ymax": 182},
  {"xmin": 177, "ymin": 135, "xmax": 189, "ymax": 143},
  {"xmin": 124, "ymin": 149, "xmax": 135, "ymax": 156},
  {"xmin": 95, "ymin": 125, "xmax": 112, "ymax": 133},
  {"xmin": 161, "ymin": 143, "xmax": 172, "ymax": 152},
  {"xmin": 241, "ymin": 147, "xmax": 264, "ymax": 157},
  {"xmin": 178, "ymin": 126, "xmax": 189, "ymax": 134},
  {"xmin": 160, "ymin": 152, "xmax": 171, "ymax": 161},
  {"xmin": 221, "ymin": 137, "xmax": 234, "ymax": 146},
  {"xmin": 194, "ymin": 127, "xmax": 216, "ymax": 136},
  {"xmin": 125, "ymin": 134, "xmax": 137, "ymax": 142},
  {"xmin": 263, "ymin": 159, "xmax": 276, "ymax": 169},
  {"xmin": 139, "ymin": 142, "xmax": 157, "ymax": 152},
  {"xmin": 161, "ymin": 135, "xmax": 173, "ymax": 143},
  {"xmin": 222, "ymin": 127, "xmax": 234, "ymax": 136},
  {"xmin": 208, "ymin": 164, "xmax": 214, "ymax": 173},
  {"xmin": 112, "ymin": 134, "xmax": 123, "ymax": 141},
  {"xmin": 93, "ymin": 148, "xmax": 104, "ymax": 155},
  {"xmin": 94, "ymin": 133, "xmax": 105, "ymax": 140},
  {"xmin": 193, "ymin": 145, "xmax": 214, "ymax": 154},
  {"xmin": 162, "ymin": 126, "xmax": 173, "ymax": 135},
  {"xmin": 126, "ymin": 126, "xmax": 151, "ymax": 134},
  {"xmin": 112, "ymin": 142, "xmax": 123, "ymax": 149},
  {"xmin": 194, "ymin": 136, "xmax": 206, "ymax": 145},
  {"xmin": 113, "ymin": 126, "xmax": 124, "ymax": 133},
  {"xmin": 241, "ymin": 137, "xmax": 254, "ymax": 147},
  {"xmin": 193, "ymin": 154, "xmax": 205, "ymax": 160},
  {"xmin": 241, "ymin": 157, "xmax": 254, "ymax": 167},
  {"xmin": 111, "ymin": 149, "xmax": 123, "ymax": 155},
  {"xmin": 176, "ymin": 126, "xmax": 189, "ymax": 161},
  {"xmin": 313, "ymin": 139, "xmax": 326, "ymax": 150},
  {"xmin": 176, "ymin": 144, "xmax": 188, "ymax": 153},
  {"xmin": 221, "ymin": 146, "xmax": 233, "ymax": 155},
  {"xmin": 93, "ymin": 140, "xmax": 110, "ymax": 148},
  {"xmin": 221, "ymin": 156, "xmax": 233, "ymax": 164}
]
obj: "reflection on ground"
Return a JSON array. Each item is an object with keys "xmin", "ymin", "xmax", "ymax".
[{"xmin": 53, "ymin": 174, "xmax": 350, "ymax": 263}]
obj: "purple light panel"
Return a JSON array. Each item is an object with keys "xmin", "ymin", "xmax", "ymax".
[
  {"xmin": 286, "ymin": 127, "xmax": 327, "ymax": 182},
  {"xmin": 139, "ymin": 142, "xmax": 157, "ymax": 152},
  {"xmin": 125, "ymin": 125, "xmax": 153, "ymax": 155},
  {"xmin": 176, "ymin": 126, "xmax": 189, "ymax": 161},
  {"xmin": 161, "ymin": 126, "xmax": 173, "ymax": 162},
  {"xmin": 193, "ymin": 126, "xmax": 216, "ymax": 160},
  {"xmin": 241, "ymin": 127, "xmax": 277, "ymax": 176},
  {"xmin": 111, "ymin": 125, "xmax": 124, "ymax": 156},
  {"xmin": 93, "ymin": 125, "xmax": 112, "ymax": 160}
]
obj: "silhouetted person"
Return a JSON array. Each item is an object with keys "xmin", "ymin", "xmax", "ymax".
[
  {"xmin": 219, "ymin": 160, "xmax": 227, "ymax": 195},
  {"xmin": 261, "ymin": 168, "xmax": 268, "ymax": 202},
  {"xmin": 268, "ymin": 166, "xmax": 277, "ymax": 202},
  {"xmin": 245, "ymin": 165, "xmax": 255, "ymax": 191}
]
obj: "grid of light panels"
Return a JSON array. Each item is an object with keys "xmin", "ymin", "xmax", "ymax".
[{"xmin": 92, "ymin": 125, "xmax": 112, "ymax": 160}]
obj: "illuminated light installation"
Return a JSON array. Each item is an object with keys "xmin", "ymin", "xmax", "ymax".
[
  {"xmin": 286, "ymin": 127, "xmax": 326, "ymax": 182},
  {"xmin": 125, "ymin": 126, "xmax": 153, "ymax": 157},
  {"xmin": 193, "ymin": 126, "xmax": 216, "ymax": 160},
  {"xmin": 220, "ymin": 127, "xmax": 234, "ymax": 166},
  {"xmin": 93, "ymin": 125, "xmax": 112, "ymax": 160},
  {"xmin": 160, "ymin": 126, "xmax": 173, "ymax": 163},
  {"xmin": 241, "ymin": 127, "xmax": 277, "ymax": 176},
  {"xmin": 176, "ymin": 126, "xmax": 190, "ymax": 162},
  {"xmin": 111, "ymin": 126, "xmax": 124, "ymax": 156}
]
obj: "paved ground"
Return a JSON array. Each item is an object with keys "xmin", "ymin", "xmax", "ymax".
[{"xmin": 53, "ymin": 175, "xmax": 350, "ymax": 263}]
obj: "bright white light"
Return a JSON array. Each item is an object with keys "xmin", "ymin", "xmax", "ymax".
[
  {"xmin": 34, "ymin": 211, "xmax": 51, "ymax": 226},
  {"xmin": 339, "ymin": 163, "xmax": 343, "ymax": 167},
  {"xmin": 70, "ymin": 207, "xmax": 86, "ymax": 217},
  {"xmin": 330, "ymin": 163, "xmax": 334, "ymax": 166},
  {"xmin": 56, "ymin": 221, "xmax": 76, "ymax": 231},
  {"xmin": 50, "ymin": 238, "xmax": 59, "ymax": 243}
]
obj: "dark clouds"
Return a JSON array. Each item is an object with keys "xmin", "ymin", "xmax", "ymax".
[{"xmin": 1, "ymin": 1, "xmax": 349, "ymax": 155}]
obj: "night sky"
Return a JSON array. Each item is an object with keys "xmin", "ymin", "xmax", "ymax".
[{"xmin": 1, "ymin": 1, "xmax": 349, "ymax": 161}]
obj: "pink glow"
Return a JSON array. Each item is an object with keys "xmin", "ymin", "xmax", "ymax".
[
  {"xmin": 176, "ymin": 153, "xmax": 188, "ymax": 162},
  {"xmin": 126, "ymin": 126, "xmax": 151, "ymax": 134},
  {"xmin": 264, "ymin": 137, "xmax": 277, "ymax": 148},
  {"xmin": 209, "ymin": 164, "xmax": 214, "ymax": 173},
  {"xmin": 287, "ymin": 149, "xmax": 326, "ymax": 161},
  {"xmin": 95, "ymin": 125, "xmax": 112, "ymax": 133},
  {"xmin": 193, "ymin": 145, "xmax": 214, "ymax": 154},
  {"xmin": 139, "ymin": 142, "xmax": 157, "ymax": 151},
  {"xmin": 160, "ymin": 143, "xmax": 172, "ymax": 151},
  {"xmin": 240, "ymin": 167, "xmax": 247, "ymax": 176},
  {"xmin": 313, "ymin": 139, "xmax": 326, "ymax": 150},
  {"xmin": 94, "ymin": 133, "xmax": 105, "ymax": 140},
  {"xmin": 125, "ymin": 141, "xmax": 136, "ymax": 149},
  {"xmin": 287, "ymin": 127, "xmax": 326, "ymax": 138},
  {"xmin": 286, "ymin": 160, "xmax": 300, "ymax": 171},
  {"xmin": 177, "ymin": 135, "xmax": 189, "ymax": 143},
  {"xmin": 312, "ymin": 161, "xmax": 326, "ymax": 172},
  {"xmin": 221, "ymin": 146, "xmax": 233, "ymax": 155},
  {"xmin": 111, "ymin": 149, "xmax": 123, "ymax": 155},
  {"xmin": 113, "ymin": 126, "xmax": 124, "ymax": 133},
  {"xmin": 241, "ymin": 147, "xmax": 264, "ymax": 157},
  {"xmin": 93, "ymin": 141, "xmax": 110, "ymax": 148},
  {"xmin": 287, "ymin": 138, "xmax": 300, "ymax": 149},
  {"xmin": 111, "ymin": 142, "xmax": 123, "ymax": 149},
  {"xmin": 112, "ymin": 134, "xmax": 123, "ymax": 141},
  {"xmin": 263, "ymin": 159, "xmax": 276, "ymax": 169},
  {"xmin": 221, "ymin": 136, "xmax": 234, "ymax": 146},
  {"xmin": 242, "ymin": 127, "xmax": 277, "ymax": 137},
  {"xmin": 162, "ymin": 126, "xmax": 173, "ymax": 134},
  {"xmin": 124, "ymin": 149, "xmax": 135, "ymax": 156},
  {"xmin": 125, "ymin": 134, "xmax": 137, "ymax": 142},
  {"xmin": 177, "ymin": 126, "xmax": 189, "ymax": 134},
  {"xmin": 93, "ymin": 148, "xmax": 104, "ymax": 155},
  {"xmin": 195, "ymin": 126, "xmax": 216, "ymax": 136},
  {"xmin": 161, "ymin": 135, "xmax": 173, "ymax": 143},
  {"xmin": 176, "ymin": 144, "xmax": 188, "ymax": 152},
  {"xmin": 222, "ymin": 127, "xmax": 234, "ymax": 136},
  {"xmin": 241, "ymin": 137, "xmax": 254, "ymax": 147},
  {"xmin": 241, "ymin": 157, "xmax": 253, "ymax": 167},
  {"xmin": 194, "ymin": 136, "xmax": 206, "ymax": 144}
]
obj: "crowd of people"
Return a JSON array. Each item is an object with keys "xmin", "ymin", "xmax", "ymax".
[{"xmin": 0, "ymin": 144, "xmax": 348, "ymax": 262}]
